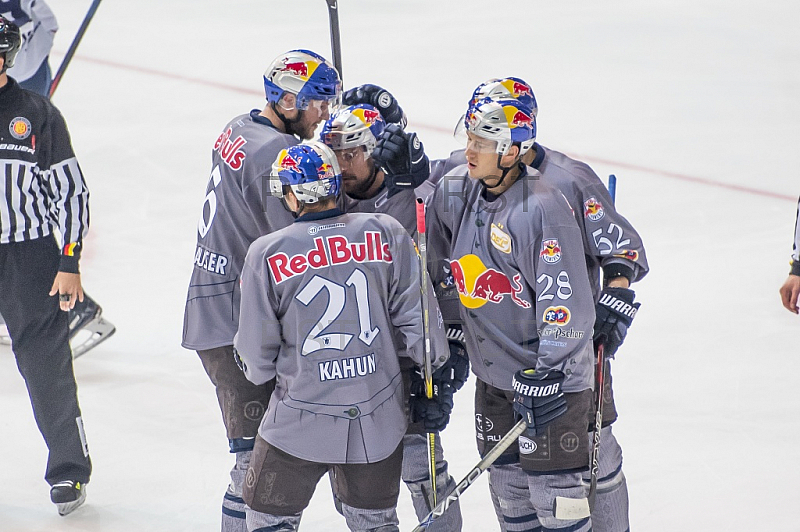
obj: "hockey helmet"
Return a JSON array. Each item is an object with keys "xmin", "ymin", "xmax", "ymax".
[
  {"xmin": 319, "ymin": 104, "xmax": 386, "ymax": 156},
  {"xmin": 263, "ymin": 49, "xmax": 341, "ymax": 111},
  {"xmin": 470, "ymin": 77, "xmax": 538, "ymax": 118},
  {"xmin": 0, "ymin": 16, "xmax": 21, "ymax": 70},
  {"xmin": 463, "ymin": 98, "xmax": 536, "ymax": 156},
  {"xmin": 269, "ymin": 141, "xmax": 342, "ymax": 203}
]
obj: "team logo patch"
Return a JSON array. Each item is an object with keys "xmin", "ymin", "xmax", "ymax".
[
  {"xmin": 490, "ymin": 223, "xmax": 512, "ymax": 254},
  {"xmin": 613, "ymin": 250, "xmax": 639, "ymax": 261},
  {"xmin": 9, "ymin": 117, "xmax": 31, "ymax": 140},
  {"xmin": 539, "ymin": 239, "xmax": 562, "ymax": 264},
  {"xmin": 583, "ymin": 197, "xmax": 604, "ymax": 222},
  {"xmin": 543, "ymin": 306, "xmax": 571, "ymax": 326},
  {"xmin": 560, "ymin": 432, "xmax": 580, "ymax": 452},
  {"xmin": 518, "ymin": 436, "xmax": 537, "ymax": 455}
]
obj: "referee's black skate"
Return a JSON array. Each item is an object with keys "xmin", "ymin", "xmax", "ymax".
[
  {"xmin": 50, "ymin": 480, "xmax": 87, "ymax": 516},
  {"xmin": 68, "ymin": 295, "xmax": 116, "ymax": 358}
]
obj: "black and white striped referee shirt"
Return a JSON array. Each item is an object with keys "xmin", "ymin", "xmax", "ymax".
[{"xmin": 0, "ymin": 77, "xmax": 89, "ymax": 272}]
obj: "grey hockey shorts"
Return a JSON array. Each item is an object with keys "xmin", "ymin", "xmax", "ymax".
[
  {"xmin": 475, "ymin": 379, "xmax": 593, "ymax": 473},
  {"xmin": 197, "ymin": 346, "xmax": 275, "ymax": 440},
  {"xmin": 243, "ymin": 435, "xmax": 403, "ymax": 515}
]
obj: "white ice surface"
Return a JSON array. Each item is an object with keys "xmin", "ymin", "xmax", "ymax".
[{"xmin": 1, "ymin": 1, "xmax": 798, "ymax": 530}]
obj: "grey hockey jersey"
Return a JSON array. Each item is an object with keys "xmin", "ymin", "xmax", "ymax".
[
  {"xmin": 182, "ymin": 111, "xmax": 298, "ymax": 350},
  {"xmin": 235, "ymin": 210, "xmax": 430, "ymax": 464},
  {"xmin": 427, "ymin": 165, "xmax": 596, "ymax": 393}
]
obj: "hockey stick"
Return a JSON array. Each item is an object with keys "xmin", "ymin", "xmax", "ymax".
[
  {"xmin": 415, "ymin": 197, "xmax": 437, "ymax": 508},
  {"xmin": 324, "ymin": 0, "xmax": 343, "ymax": 80},
  {"xmin": 49, "ymin": 0, "xmax": 104, "ymax": 98},
  {"xmin": 554, "ymin": 174, "xmax": 618, "ymax": 519},
  {"xmin": 411, "ymin": 419, "xmax": 527, "ymax": 532}
]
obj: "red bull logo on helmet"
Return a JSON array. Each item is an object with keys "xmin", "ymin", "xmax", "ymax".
[
  {"xmin": 502, "ymin": 105, "xmax": 533, "ymax": 129},
  {"xmin": 279, "ymin": 59, "xmax": 319, "ymax": 81},
  {"xmin": 317, "ymin": 162, "xmax": 335, "ymax": 179},
  {"xmin": 539, "ymin": 239, "xmax": 562, "ymax": 264},
  {"xmin": 352, "ymin": 107, "xmax": 382, "ymax": 126},
  {"xmin": 583, "ymin": 197, "xmax": 605, "ymax": 222},
  {"xmin": 449, "ymin": 254, "xmax": 531, "ymax": 309},
  {"xmin": 543, "ymin": 306, "xmax": 571, "ymax": 326},
  {"xmin": 279, "ymin": 151, "xmax": 300, "ymax": 172}
]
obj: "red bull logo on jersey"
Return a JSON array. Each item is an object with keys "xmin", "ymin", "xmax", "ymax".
[
  {"xmin": 214, "ymin": 127, "xmax": 247, "ymax": 170},
  {"xmin": 539, "ymin": 239, "xmax": 562, "ymax": 264},
  {"xmin": 449, "ymin": 254, "xmax": 531, "ymax": 309},
  {"xmin": 613, "ymin": 250, "xmax": 639, "ymax": 261},
  {"xmin": 583, "ymin": 197, "xmax": 605, "ymax": 222},
  {"xmin": 543, "ymin": 306, "xmax": 571, "ymax": 326},
  {"xmin": 268, "ymin": 232, "xmax": 393, "ymax": 284}
]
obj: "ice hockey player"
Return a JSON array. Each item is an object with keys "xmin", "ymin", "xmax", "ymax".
[
  {"xmin": 431, "ymin": 77, "xmax": 648, "ymax": 532},
  {"xmin": 779, "ymin": 196, "xmax": 800, "ymax": 314},
  {"xmin": 320, "ymin": 94, "xmax": 467, "ymax": 531},
  {"xmin": 181, "ymin": 49, "xmax": 340, "ymax": 532},
  {"xmin": 426, "ymin": 97, "xmax": 597, "ymax": 532},
  {"xmin": 0, "ymin": 15, "xmax": 92, "ymax": 516},
  {"xmin": 234, "ymin": 141, "xmax": 440, "ymax": 532}
]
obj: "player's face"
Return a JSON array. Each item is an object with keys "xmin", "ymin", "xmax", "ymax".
[
  {"xmin": 295, "ymin": 99, "xmax": 333, "ymax": 140},
  {"xmin": 335, "ymin": 146, "xmax": 374, "ymax": 194},
  {"xmin": 464, "ymin": 132, "xmax": 501, "ymax": 182}
]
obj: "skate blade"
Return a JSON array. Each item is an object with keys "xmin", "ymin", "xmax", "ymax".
[
  {"xmin": 71, "ymin": 317, "xmax": 117, "ymax": 358},
  {"xmin": 56, "ymin": 491, "xmax": 87, "ymax": 516},
  {"xmin": 553, "ymin": 495, "xmax": 591, "ymax": 520}
]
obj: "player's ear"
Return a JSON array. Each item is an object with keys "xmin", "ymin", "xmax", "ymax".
[{"xmin": 501, "ymin": 144, "xmax": 520, "ymax": 166}]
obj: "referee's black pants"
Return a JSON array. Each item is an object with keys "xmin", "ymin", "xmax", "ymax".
[{"xmin": 0, "ymin": 235, "xmax": 92, "ymax": 486}]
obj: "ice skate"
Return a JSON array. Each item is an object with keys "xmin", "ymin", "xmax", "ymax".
[
  {"xmin": 69, "ymin": 296, "xmax": 116, "ymax": 358},
  {"xmin": 50, "ymin": 480, "xmax": 87, "ymax": 516}
]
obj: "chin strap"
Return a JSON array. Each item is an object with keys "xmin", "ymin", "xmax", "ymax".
[{"xmin": 478, "ymin": 153, "xmax": 521, "ymax": 190}]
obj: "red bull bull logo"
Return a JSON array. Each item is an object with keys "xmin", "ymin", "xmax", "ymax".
[
  {"xmin": 449, "ymin": 254, "xmax": 531, "ymax": 309},
  {"xmin": 353, "ymin": 107, "xmax": 381, "ymax": 126},
  {"xmin": 280, "ymin": 152, "xmax": 300, "ymax": 172},
  {"xmin": 280, "ymin": 61, "xmax": 308, "ymax": 77},
  {"xmin": 512, "ymin": 81, "xmax": 532, "ymax": 97},
  {"xmin": 539, "ymin": 239, "xmax": 562, "ymax": 264},
  {"xmin": 503, "ymin": 105, "xmax": 532, "ymax": 129},
  {"xmin": 583, "ymin": 197, "xmax": 605, "ymax": 222},
  {"xmin": 317, "ymin": 162, "xmax": 335, "ymax": 179}
]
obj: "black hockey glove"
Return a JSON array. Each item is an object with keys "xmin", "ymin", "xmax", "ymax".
[
  {"xmin": 372, "ymin": 123, "xmax": 430, "ymax": 197},
  {"xmin": 593, "ymin": 287, "xmax": 640, "ymax": 357},
  {"xmin": 445, "ymin": 334, "xmax": 470, "ymax": 392},
  {"xmin": 409, "ymin": 365, "xmax": 455, "ymax": 432},
  {"xmin": 341, "ymin": 83, "xmax": 406, "ymax": 125},
  {"xmin": 512, "ymin": 369, "xmax": 567, "ymax": 438}
]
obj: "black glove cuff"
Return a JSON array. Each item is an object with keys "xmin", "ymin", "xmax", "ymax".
[{"xmin": 791, "ymin": 260, "xmax": 800, "ymax": 276}]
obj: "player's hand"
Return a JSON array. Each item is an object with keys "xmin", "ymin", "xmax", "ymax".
[
  {"xmin": 49, "ymin": 272, "xmax": 84, "ymax": 311},
  {"xmin": 373, "ymin": 124, "xmax": 430, "ymax": 197},
  {"xmin": 512, "ymin": 369, "xmax": 567, "ymax": 438},
  {"xmin": 779, "ymin": 274, "xmax": 800, "ymax": 314},
  {"xmin": 593, "ymin": 287, "xmax": 639, "ymax": 357},
  {"xmin": 409, "ymin": 366, "xmax": 455, "ymax": 432},
  {"xmin": 341, "ymin": 84, "xmax": 406, "ymax": 125}
]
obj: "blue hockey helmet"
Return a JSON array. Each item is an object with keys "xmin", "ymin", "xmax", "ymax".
[
  {"xmin": 263, "ymin": 49, "xmax": 341, "ymax": 111},
  {"xmin": 269, "ymin": 142, "xmax": 342, "ymax": 203},
  {"xmin": 469, "ymin": 77, "xmax": 538, "ymax": 118}
]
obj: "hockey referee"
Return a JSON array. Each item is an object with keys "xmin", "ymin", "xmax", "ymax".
[{"xmin": 0, "ymin": 15, "xmax": 91, "ymax": 516}]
